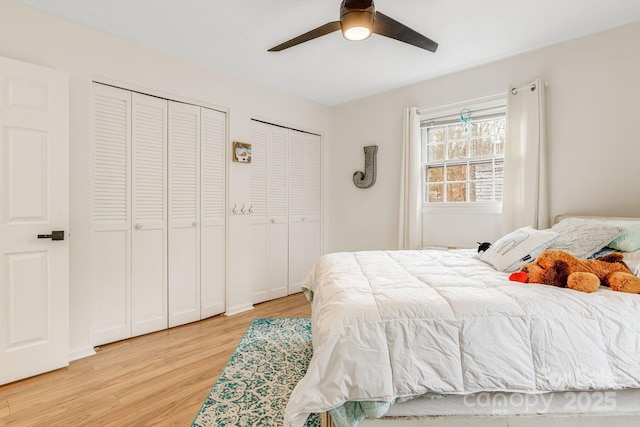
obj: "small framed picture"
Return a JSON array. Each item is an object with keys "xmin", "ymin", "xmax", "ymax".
[{"xmin": 232, "ymin": 141, "xmax": 251, "ymax": 163}]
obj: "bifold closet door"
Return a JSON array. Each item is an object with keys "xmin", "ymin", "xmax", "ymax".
[
  {"xmin": 168, "ymin": 101, "xmax": 201, "ymax": 327},
  {"xmin": 92, "ymin": 84, "xmax": 132, "ymax": 346},
  {"xmin": 289, "ymin": 132, "xmax": 321, "ymax": 292},
  {"xmin": 249, "ymin": 122, "xmax": 288, "ymax": 304},
  {"xmin": 249, "ymin": 123, "xmax": 269, "ymax": 303},
  {"xmin": 200, "ymin": 108, "xmax": 226, "ymax": 318},
  {"xmin": 267, "ymin": 126, "xmax": 289, "ymax": 300},
  {"xmin": 304, "ymin": 133, "xmax": 322, "ymax": 276},
  {"xmin": 287, "ymin": 130, "xmax": 306, "ymax": 289},
  {"xmin": 131, "ymin": 92, "xmax": 168, "ymax": 336},
  {"xmin": 92, "ymin": 85, "xmax": 170, "ymax": 344}
]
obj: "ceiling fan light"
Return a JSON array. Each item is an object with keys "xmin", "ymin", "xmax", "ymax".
[{"xmin": 341, "ymin": 11, "xmax": 374, "ymax": 41}]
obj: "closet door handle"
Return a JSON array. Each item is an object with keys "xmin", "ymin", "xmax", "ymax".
[
  {"xmin": 192, "ymin": 221, "xmax": 198, "ymax": 227},
  {"xmin": 134, "ymin": 224, "xmax": 142, "ymax": 230},
  {"xmin": 271, "ymin": 219, "xmax": 275, "ymax": 224}
]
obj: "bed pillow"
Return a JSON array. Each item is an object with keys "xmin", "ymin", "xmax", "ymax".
[
  {"xmin": 608, "ymin": 222, "xmax": 640, "ymax": 252},
  {"xmin": 549, "ymin": 218, "xmax": 625, "ymax": 259},
  {"xmin": 480, "ymin": 226, "xmax": 559, "ymax": 272}
]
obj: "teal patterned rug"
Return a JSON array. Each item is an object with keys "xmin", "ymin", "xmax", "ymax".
[{"xmin": 192, "ymin": 318, "xmax": 320, "ymax": 427}]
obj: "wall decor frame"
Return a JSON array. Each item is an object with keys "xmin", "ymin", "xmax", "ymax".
[{"xmin": 232, "ymin": 141, "xmax": 252, "ymax": 163}]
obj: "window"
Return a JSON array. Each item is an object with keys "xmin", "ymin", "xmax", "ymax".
[{"xmin": 421, "ymin": 99, "xmax": 506, "ymax": 206}]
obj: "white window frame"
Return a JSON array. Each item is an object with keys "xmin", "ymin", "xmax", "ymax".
[{"xmin": 420, "ymin": 94, "xmax": 506, "ymax": 215}]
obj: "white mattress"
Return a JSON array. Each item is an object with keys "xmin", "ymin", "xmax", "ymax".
[
  {"xmin": 383, "ymin": 389, "xmax": 640, "ymax": 417},
  {"xmin": 284, "ymin": 249, "xmax": 640, "ymax": 427}
]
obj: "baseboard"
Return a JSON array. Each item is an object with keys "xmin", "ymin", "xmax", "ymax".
[
  {"xmin": 288, "ymin": 283, "xmax": 303, "ymax": 294},
  {"xmin": 225, "ymin": 303, "xmax": 254, "ymax": 316},
  {"xmin": 69, "ymin": 346, "xmax": 97, "ymax": 361}
]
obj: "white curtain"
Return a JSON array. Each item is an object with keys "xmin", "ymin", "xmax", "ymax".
[
  {"xmin": 502, "ymin": 78, "xmax": 549, "ymax": 233},
  {"xmin": 398, "ymin": 107, "xmax": 422, "ymax": 249}
]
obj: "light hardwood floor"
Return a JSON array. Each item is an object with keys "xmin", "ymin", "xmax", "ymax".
[{"xmin": 0, "ymin": 293, "xmax": 311, "ymax": 426}]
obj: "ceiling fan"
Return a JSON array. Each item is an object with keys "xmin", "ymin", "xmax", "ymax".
[{"xmin": 268, "ymin": 0, "xmax": 438, "ymax": 53}]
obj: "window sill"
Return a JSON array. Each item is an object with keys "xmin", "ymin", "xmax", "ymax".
[{"xmin": 421, "ymin": 202, "xmax": 502, "ymax": 215}]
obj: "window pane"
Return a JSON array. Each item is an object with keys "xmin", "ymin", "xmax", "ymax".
[
  {"xmin": 471, "ymin": 121, "xmax": 493, "ymax": 137},
  {"xmin": 427, "ymin": 166, "xmax": 444, "ymax": 182},
  {"xmin": 469, "ymin": 162, "xmax": 493, "ymax": 180},
  {"xmin": 428, "ymin": 142, "xmax": 446, "ymax": 161},
  {"xmin": 428, "ymin": 127, "xmax": 446, "ymax": 142},
  {"xmin": 495, "ymin": 180, "xmax": 503, "ymax": 200},
  {"xmin": 447, "ymin": 140, "xmax": 467, "ymax": 159},
  {"xmin": 469, "ymin": 181, "xmax": 494, "ymax": 202},
  {"xmin": 494, "ymin": 160, "xmax": 504, "ymax": 200},
  {"xmin": 495, "ymin": 133, "xmax": 505, "ymax": 156},
  {"xmin": 495, "ymin": 160, "xmax": 504, "ymax": 179},
  {"xmin": 446, "ymin": 165, "xmax": 466, "ymax": 182},
  {"xmin": 469, "ymin": 138, "xmax": 493, "ymax": 158},
  {"xmin": 446, "ymin": 183, "xmax": 466, "ymax": 202},
  {"xmin": 448, "ymin": 124, "xmax": 465, "ymax": 140},
  {"xmin": 428, "ymin": 183, "xmax": 444, "ymax": 202}
]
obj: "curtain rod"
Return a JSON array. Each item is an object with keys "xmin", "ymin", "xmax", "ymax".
[{"xmin": 511, "ymin": 82, "xmax": 537, "ymax": 95}]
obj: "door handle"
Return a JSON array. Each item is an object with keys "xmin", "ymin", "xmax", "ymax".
[{"xmin": 37, "ymin": 230, "xmax": 65, "ymax": 241}]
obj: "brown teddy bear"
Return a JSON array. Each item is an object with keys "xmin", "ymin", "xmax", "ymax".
[{"xmin": 509, "ymin": 249, "xmax": 640, "ymax": 293}]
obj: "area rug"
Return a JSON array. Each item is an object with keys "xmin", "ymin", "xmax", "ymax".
[{"xmin": 192, "ymin": 318, "xmax": 320, "ymax": 427}]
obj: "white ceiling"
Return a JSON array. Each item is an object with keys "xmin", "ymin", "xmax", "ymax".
[{"xmin": 14, "ymin": 0, "xmax": 640, "ymax": 106}]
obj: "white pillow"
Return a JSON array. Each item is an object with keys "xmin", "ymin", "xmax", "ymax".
[
  {"xmin": 549, "ymin": 218, "xmax": 625, "ymax": 259},
  {"xmin": 480, "ymin": 226, "xmax": 559, "ymax": 272}
]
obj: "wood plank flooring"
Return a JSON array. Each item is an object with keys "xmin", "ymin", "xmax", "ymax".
[{"xmin": 0, "ymin": 293, "xmax": 311, "ymax": 426}]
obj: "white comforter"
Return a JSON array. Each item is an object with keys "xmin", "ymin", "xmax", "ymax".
[{"xmin": 284, "ymin": 249, "xmax": 640, "ymax": 427}]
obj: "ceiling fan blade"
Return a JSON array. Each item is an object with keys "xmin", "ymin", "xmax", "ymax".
[
  {"xmin": 373, "ymin": 12, "xmax": 438, "ymax": 52},
  {"xmin": 268, "ymin": 21, "xmax": 341, "ymax": 52}
]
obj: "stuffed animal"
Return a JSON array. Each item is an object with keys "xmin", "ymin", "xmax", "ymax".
[{"xmin": 509, "ymin": 249, "xmax": 640, "ymax": 294}]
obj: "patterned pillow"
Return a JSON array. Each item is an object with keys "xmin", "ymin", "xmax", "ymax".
[
  {"xmin": 608, "ymin": 222, "xmax": 640, "ymax": 252},
  {"xmin": 549, "ymin": 218, "xmax": 625, "ymax": 259},
  {"xmin": 480, "ymin": 226, "xmax": 559, "ymax": 272}
]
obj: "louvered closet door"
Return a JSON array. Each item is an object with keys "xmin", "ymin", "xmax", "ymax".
[
  {"xmin": 249, "ymin": 122, "xmax": 269, "ymax": 303},
  {"xmin": 304, "ymin": 133, "xmax": 322, "ymax": 275},
  {"xmin": 168, "ymin": 101, "xmax": 200, "ymax": 327},
  {"xmin": 289, "ymin": 132, "xmax": 322, "ymax": 293},
  {"xmin": 200, "ymin": 107, "xmax": 225, "ymax": 318},
  {"xmin": 268, "ymin": 126, "xmax": 289, "ymax": 299},
  {"xmin": 92, "ymin": 84, "xmax": 132, "ymax": 345},
  {"xmin": 288, "ymin": 130, "xmax": 307, "ymax": 290},
  {"xmin": 131, "ymin": 93, "xmax": 168, "ymax": 336}
]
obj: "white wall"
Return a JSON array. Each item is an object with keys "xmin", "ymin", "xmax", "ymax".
[
  {"xmin": 0, "ymin": 1, "xmax": 330, "ymax": 359},
  {"xmin": 328, "ymin": 23, "xmax": 640, "ymax": 253}
]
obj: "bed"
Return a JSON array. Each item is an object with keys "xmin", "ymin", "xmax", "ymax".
[{"xmin": 284, "ymin": 216, "xmax": 640, "ymax": 427}]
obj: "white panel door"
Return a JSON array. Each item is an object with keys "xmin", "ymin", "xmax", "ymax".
[
  {"xmin": 268, "ymin": 126, "xmax": 289, "ymax": 300},
  {"xmin": 0, "ymin": 56, "xmax": 69, "ymax": 385},
  {"xmin": 168, "ymin": 101, "xmax": 200, "ymax": 327},
  {"xmin": 249, "ymin": 122, "xmax": 269, "ymax": 303},
  {"xmin": 200, "ymin": 107, "xmax": 225, "ymax": 318},
  {"xmin": 91, "ymin": 84, "xmax": 132, "ymax": 345},
  {"xmin": 288, "ymin": 130, "xmax": 307, "ymax": 291},
  {"xmin": 131, "ymin": 92, "xmax": 167, "ymax": 336}
]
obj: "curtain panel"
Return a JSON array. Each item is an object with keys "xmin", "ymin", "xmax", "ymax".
[
  {"xmin": 502, "ymin": 78, "xmax": 549, "ymax": 234},
  {"xmin": 398, "ymin": 107, "xmax": 422, "ymax": 249}
]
